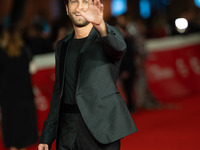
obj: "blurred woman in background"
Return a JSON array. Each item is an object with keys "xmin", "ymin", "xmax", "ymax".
[{"xmin": 0, "ymin": 26, "xmax": 38, "ymax": 150}]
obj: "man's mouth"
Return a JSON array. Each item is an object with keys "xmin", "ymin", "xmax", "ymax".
[{"xmin": 75, "ymin": 13, "xmax": 81, "ymax": 16}]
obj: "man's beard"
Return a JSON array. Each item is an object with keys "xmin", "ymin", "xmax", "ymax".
[{"xmin": 68, "ymin": 13, "xmax": 89, "ymax": 27}]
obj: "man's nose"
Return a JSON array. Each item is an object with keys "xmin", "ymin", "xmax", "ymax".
[{"xmin": 76, "ymin": 2, "xmax": 83, "ymax": 12}]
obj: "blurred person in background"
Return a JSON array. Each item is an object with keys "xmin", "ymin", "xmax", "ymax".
[
  {"xmin": 117, "ymin": 24, "xmax": 137, "ymax": 112},
  {"xmin": 117, "ymin": 13, "xmax": 161, "ymax": 112},
  {"xmin": 107, "ymin": 16, "xmax": 136, "ymax": 112},
  {"xmin": 38, "ymin": 0, "xmax": 137, "ymax": 150},
  {"xmin": 0, "ymin": 26, "xmax": 38, "ymax": 150},
  {"xmin": 24, "ymin": 21, "xmax": 54, "ymax": 55},
  {"xmin": 147, "ymin": 13, "xmax": 171, "ymax": 38}
]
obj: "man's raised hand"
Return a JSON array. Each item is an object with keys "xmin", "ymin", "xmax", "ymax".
[{"xmin": 80, "ymin": 0, "xmax": 104, "ymax": 26}]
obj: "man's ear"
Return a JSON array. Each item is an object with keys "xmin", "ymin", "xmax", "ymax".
[{"xmin": 65, "ymin": 5, "xmax": 69, "ymax": 15}]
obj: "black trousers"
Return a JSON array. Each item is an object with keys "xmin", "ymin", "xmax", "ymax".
[{"xmin": 57, "ymin": 108, "xmax": 120, "ymax": 150}]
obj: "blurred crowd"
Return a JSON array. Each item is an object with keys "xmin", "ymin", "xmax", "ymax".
[
  {"xmin": 0, "ymin": 7, "xmax": 200, "ymax": 112},
  {"xmin": 0, "ymin": 8, "xmax": 200, "ymax": 55},
  {"xmin": 107, "ymin": 9, "xmax": 200, "ymax": 112}
]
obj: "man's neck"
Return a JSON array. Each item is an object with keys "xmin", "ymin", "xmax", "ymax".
[{"xmin": 73, "ymin": 23, "xmax": 93, "ymax": 39}]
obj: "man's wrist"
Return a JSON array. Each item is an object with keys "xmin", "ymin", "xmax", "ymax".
[{"xmin": 94, "ymin": 21, "xmax": 107, "ymax": 37}]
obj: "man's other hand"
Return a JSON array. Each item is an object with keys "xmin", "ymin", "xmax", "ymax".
[{"xmin": 38, "ymin": 143, "xmax": 49, "ymax": 150}]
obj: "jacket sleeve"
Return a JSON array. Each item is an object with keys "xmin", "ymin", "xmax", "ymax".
[
  {"xmin": 39, "ymin": 41, "xmax": 62, "ymax": 147},
  {"xmin": 101, "ymin": 23, "xmax": 127, "ymax": 60}
]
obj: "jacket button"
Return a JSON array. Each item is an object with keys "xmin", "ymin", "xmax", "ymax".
[{"xmin": 111, "ymin": 30, "xmax": 116, "ymax": 35}]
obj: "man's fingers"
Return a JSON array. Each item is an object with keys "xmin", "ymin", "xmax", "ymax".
[
  {"xmin": 96, "ymin": 0, "xmax": 100, "ymax": 5},
  {"xmin": 93, "ymin": 0, "xmax": 97, "ymax": 5},
  {"xmin": 100, "ymin": 4, "xmax": 104, "ymax": 11},
  {"xmin": 93, "ymin": 0, "xmax": 101, "ymax": 6},
  {"xmin": 38, "ymin": 144, "xmax": 43, "ymax": 150},
  {"xmin": 45, "ymin": 145, "xmax": 49, "ymax": 150}
]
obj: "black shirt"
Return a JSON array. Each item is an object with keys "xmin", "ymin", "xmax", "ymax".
[{"xmin": 63, "ymin": 37, "xmax": 87, "ymax": 104}]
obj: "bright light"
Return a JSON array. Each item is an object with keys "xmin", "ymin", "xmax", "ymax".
[
  {"xmin": 175, "ymin": 18, "xmax": 188, "ymax": 29},
  {"xmin": 194, "ymin": 0, "xmax": 200, "ymax": 8},
  {"xmin": 139, "ymin": 0, "xmax": 151, "ymax": 19},
  {"xmin": 175, "ymin": 18, "xmax": 188, "ymax": 33},
  {"xmin": 111, "ymin": 0, "xmax": 127, "ymax": 17}
]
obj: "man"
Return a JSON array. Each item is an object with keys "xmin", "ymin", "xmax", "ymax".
[{"xmin": 38, "ymin": 0, "xmax": 137, "ymax": 150}]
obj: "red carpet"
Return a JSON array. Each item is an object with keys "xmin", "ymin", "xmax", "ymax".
[
  {"xmin": 1, "ymin": 94, "xmax": 200, "ymax": 150},
  {"xmin": 121, "ymin": 94, "xmax": 200, "ymax": 150}
]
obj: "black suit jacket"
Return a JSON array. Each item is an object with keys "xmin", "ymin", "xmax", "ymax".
[{"xmin": 39, "ymin": 24, "xmax": 137, "ymax": 146}]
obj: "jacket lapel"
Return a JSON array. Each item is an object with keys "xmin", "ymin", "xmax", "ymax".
[
  {"xmin": 60, "ymin": 31, "xmax": 74, "ymax": 68},
  {"xmin": 79, "ymin": 27, "xmax": 98, "ymax": 54},
  {"xmin": 58, "ymin": 32, "xmax": 73, "ymax": 94}
]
